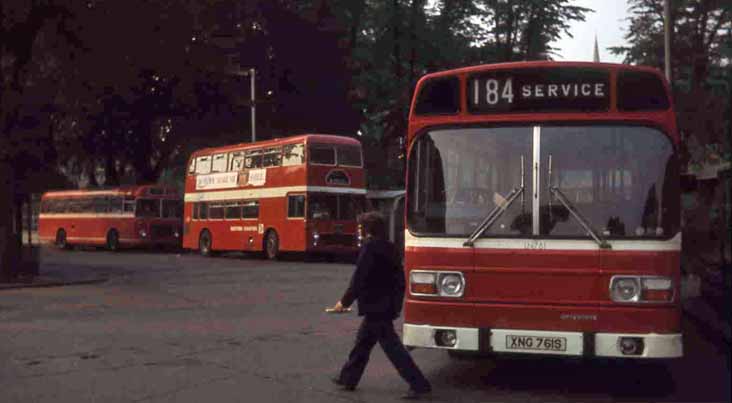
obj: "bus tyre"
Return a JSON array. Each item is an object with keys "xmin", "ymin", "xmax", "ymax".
[
  {"xmin": 264, "ymin": 230, "xmax": 279, "ymax": 260},
  {"xmin": 56, "ymin": 229, "xmax": 68, "ymax": 250},
  {"xmin": 199, "ymin": 230, "xmax": 213, "ymax": 257},
  {"xmin": 106, "ymin": 229, "xmax": 120, "ymax": 252}
]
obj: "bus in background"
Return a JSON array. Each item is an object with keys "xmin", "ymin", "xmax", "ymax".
[
  {"xmin": 402, "ymin": 62, "xmax": 682, "ymax": 359},
  {"xmin": 183, "ymin": 134, "xmax": 367, "ymax": 259},
  {"xmin": 39, "ymin": 186, "xmax": 182, "ymax": 250}
]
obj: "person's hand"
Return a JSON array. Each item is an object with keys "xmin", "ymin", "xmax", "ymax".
[{"xmin": 326, "ymin": 300, "xmax": 349, "ymax": 313}]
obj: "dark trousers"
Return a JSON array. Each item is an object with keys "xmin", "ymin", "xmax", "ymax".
[{"xmin": 339, "ymin": 317, "xmax": 431, "ymax": 392}]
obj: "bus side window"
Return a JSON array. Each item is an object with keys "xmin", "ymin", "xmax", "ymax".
[
  {"xmin": 230, "ymin": 151, "xmax": 245, "ymax": 171},
  {"xmin": 288, "ymin": 195, "xmax": 305, "ymax": 218},
  {"xmin": 94, "ymin": 197, "xmax": 108, "ymax": 213},
  {"xmin": 55, "ymin": 200, "xmax": 68, "ymax": 213},
  {"xmin": 263, "ymin": 147, "xmax": 282, "ymax": 167},
  {"xmin": 242, "ymin": 200, "xmax": 259, "ymax": 219},
  {"xmin": 282, "ymin": 144, "xmax": 304, "ymax": 166},
  {"xmin": 193, "ymin": 203, "xmax": 199, "ymax": 220},
  {"xmin": 199, "ymin": 202, "xmax": 209, "ymax": 220},
  {"xmin": 246, "ymin": 150, "xmax": 263, "ymax": 168},
  {"xmin": 225, "ymin": 203, "xmax": 241, "ymax": 219},
  {"xmin": 212, "ymin": 153, "xmax": 228, "ymax": 173},
  {"xmin": 195, "ymin": 156, "xmax": 212, "ymax": 174},
  {"xmin": 188, "ymin": 158, "xmax": 196, "ymax": 174},
  {"xmin": 109, "ymin": 197, "xmax": 123, "ymax": 213},
  {"xmin": 209, "ymin": 204, "xmax": 224, "ymax": 219},
  {"xmin": 123, "ymin": 199, "xmax": 135, "ymax": 213}
]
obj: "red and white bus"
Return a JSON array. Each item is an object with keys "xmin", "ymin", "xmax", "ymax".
[
  {"xmin": 402, "ymin": 62, "xmax": 682, "ymax": 359},
  {"xmin": 182, "ymin": 134, "xmax": 367, "ymax": 259},
  {"xmin": 39, "ymin": 186, "xmax": 183, "ymax": 250}
]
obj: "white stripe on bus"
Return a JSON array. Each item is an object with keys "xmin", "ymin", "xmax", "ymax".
[
  {"xmin": 183, "ymin": 186, "xmax": 367, "ymax": 202},
  {"xmin": 39, "ymin": 213, "xmax": 136, "ymax": 219},
  {"xmin": 404, "ymin": 231, "xmax": 681, "ymax": 252}
]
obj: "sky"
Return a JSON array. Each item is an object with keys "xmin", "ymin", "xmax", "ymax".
[{"xmin": 552, "ymin": 0, "xmax": 630, "ymax": 63}]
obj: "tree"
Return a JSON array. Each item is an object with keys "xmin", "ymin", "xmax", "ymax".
[
  {"xmin": 610, "ymin": 0, "xmax": 731, "ymax": 146},
  {"xmin": 1, "ymin": 0, "xmax": 85, "ymax": 279}
]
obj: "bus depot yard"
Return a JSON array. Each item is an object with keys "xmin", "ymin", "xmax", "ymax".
[
  {"xmin": 0, "ymin": 246, "xmax": 729, "ymax": 403},
  {"xmin": 3, "ymin": 61, "xmax": 730, "ymax": 402}
]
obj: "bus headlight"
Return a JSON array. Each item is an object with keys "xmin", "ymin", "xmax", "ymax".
[
  {"xmin": 410, "ymin": 271, "xmax": 465, "ymax": 297},
  {"xmin": 610, "ymin": 276, "xmax": 673, "ymax": 303},
  {"xmin": 610, "ymin": 277, "xmax": 640, "ymax": 302},
  {"xmin": 312, "ymin": 232, "xmax": 319, "ymax": 247},
  {"xmin": 438, "ymin": 273, "xmax": 465, "ymax": 297},
  {"xmin": 139, "ymin": 229, "xmax": 147, "ymax": 238}
]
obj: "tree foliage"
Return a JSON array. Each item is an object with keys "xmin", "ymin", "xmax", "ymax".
[
  {"xmin": 610, "ymin": 0, "xmax": 731, "ymax": 148},
  {"xmin": 0, "ymin": 0, "xmax": 591, "ymax": 277}
]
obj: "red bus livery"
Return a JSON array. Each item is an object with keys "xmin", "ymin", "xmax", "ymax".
[
  {"xmin": 183, "ymin": 134, "xmax": 367, "ymax": 259},
  {"xmin": 402, "ymin": 62, "xmax": 682, "ymax": 359},
  {"xmin": 39, "ymin": 186, "xmax": 182, "ymax": 250}
]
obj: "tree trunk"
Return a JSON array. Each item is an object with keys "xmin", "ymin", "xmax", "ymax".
[
  {"xmin": 0, "ymin": 160, "xmax": 19, "ymax": 281},
  {"xmin": 105, "ymin": 156, "xmax": 120, "ymax": 186}
]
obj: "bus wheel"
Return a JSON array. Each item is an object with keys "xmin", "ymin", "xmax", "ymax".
[
  {"xmin": 106, "ymin": 229, "xmax": 120, "ymax": 252},
  {"xmin": 264, "ymin": 230, "xmax": 279, "ymax": 260},
  {"xmin": 199, "ymin": 230, "xmax": 213, "ymax": 257},
  {"xmin": 56, "ymin": 229, "xmax": 68, "ymax": 250}
]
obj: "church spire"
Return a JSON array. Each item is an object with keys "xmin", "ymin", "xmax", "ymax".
[{"xmin": 593, "ymin": 35, "xmax": 600, "ymax": 62}]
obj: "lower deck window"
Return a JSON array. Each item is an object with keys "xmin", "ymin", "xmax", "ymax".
[{"xmin": 288, "ymin": 195, "xmax": 305, "ymax": 218}]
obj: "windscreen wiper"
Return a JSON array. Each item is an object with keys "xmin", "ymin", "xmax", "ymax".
[
  {"xmin": 463, "ymin": 187, "xmax": 524, "ymax": 247},
  {"xmin": 549, "ymin": 186, "xmax": 611, "ymax": 249},
  {"xmin": 464, "ymin": 156, "xmax": 525, "ymax": 247}
]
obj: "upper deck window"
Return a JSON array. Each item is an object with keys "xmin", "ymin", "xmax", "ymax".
[
  {"xmin": 230, "ymin": 151, "xmax": 245, "ymax": 171},
  {"xmin": 212, "ymin": 153, "xmax": 228, "ymax": 172},
  {"xmin": 195, "ymin": 156, "xmax": 212, "ymax": 174},
  {"xmin": 283, "ymin": 144, "xmax": 305, "ymax": 166},
  {"xmin": 245, "ymin": 149, "xmax": 263, "ymax": 168},
  {"xmin": 309, "ymin": 145, "xmax": 335, "ymax": 165},
  {"xmin": 414, "ymin": 77, "xmax": 460, "ymax": 115},
  {"xmin": 337, "ymin": 145, "xmax": 362, "ymax": 167},
  {"xmin": 468, "ymin": 68, "xmax": 610, "ymax": 113},
  {"xmin": 617, "ymin": 71, "xmax": 670, "ymax": 111},
  {"xmin": 263, "ymin": 147, "xmax": 282, "ymax": 167}
]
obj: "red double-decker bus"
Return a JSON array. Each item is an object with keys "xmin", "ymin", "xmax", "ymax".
[
  {"xmin": 402, "ymin": 62, "xmax": 682, "ymax": 359},
  {"xmin": 39, "ymin": 185, "xmax": 182, "ymax": 250},
  {"xmin": 182, "ymin": 134, "xmax": 367, "ymax": 259}
]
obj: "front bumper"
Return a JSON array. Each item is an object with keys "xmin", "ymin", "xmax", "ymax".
[{"xmin": 403, "ymin": 324, "xmax": 683, "ymax": 358}]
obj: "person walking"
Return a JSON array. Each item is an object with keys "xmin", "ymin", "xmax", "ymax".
[{"xmin": 328, "ymin": 211, "xmax": 432, "ymax": 400}]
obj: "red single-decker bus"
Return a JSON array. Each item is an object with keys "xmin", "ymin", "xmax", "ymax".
[
  {"xmin": 402, "ymin": 62, "xmax": 682, "ymax": 359},
  {"xmin": 39, "ymin": 186, "xmax": 182, "ymax": 250}
]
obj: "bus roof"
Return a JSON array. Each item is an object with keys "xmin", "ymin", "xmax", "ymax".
[
  {"xmin": 408, "ymin": 61, "xmax": 678, "ymax": 144},
  {"xmin": 41, "ymin": 185, "xmax": 178, "ymax": 199},
  {"xmin": 415, "ymin": 61, "xmax": 665, "ymax": 82},
  {"xmin": 189, "ymin": 134, "xmax": 361, "ymax": 159}
]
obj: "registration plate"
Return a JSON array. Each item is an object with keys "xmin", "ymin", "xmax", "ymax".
[{"xmin": 506, "ymin": 335, "xmax": 567, "ymax": 352}]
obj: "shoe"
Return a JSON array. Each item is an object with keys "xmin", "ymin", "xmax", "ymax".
[
  {"xmin": 331, "ymin": 377, "xmax": 356, "ymax": 391},
  {"xmin": 401, "ymin": 388, "xmax": 431, "ymax": 400}
]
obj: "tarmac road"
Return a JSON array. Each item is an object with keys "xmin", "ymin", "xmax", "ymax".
[{"xmin": 0, "ymin": 247, "xmax": 729, "ymax": 402}]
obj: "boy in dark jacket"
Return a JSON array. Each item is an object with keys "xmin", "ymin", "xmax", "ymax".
[{"xmin": 329, "ymin": 211, "xmax": 432, "ymax": 399}]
